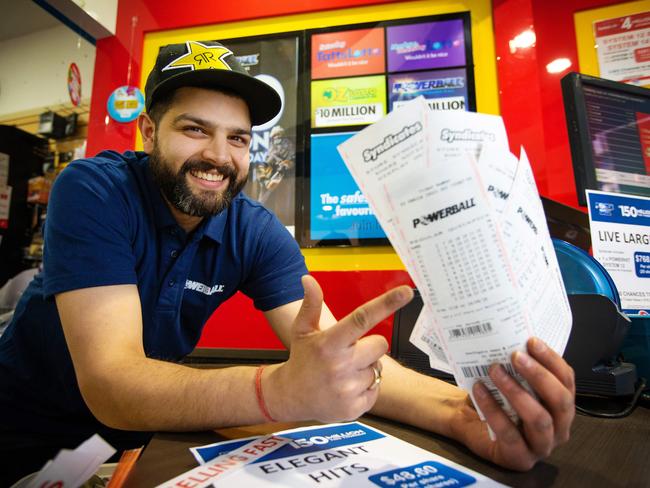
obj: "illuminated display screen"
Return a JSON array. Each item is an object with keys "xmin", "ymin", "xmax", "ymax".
[
  {"xmin": 386, "ymin": 19, "xmax": 466, "ymax": 72},
  {"xmin": 310, "ymin": 75, "xmax": 387, "ymax": 128},
  {"xmin": 310, "ymin": 133, "xmax": 385, "ymax": 242},
  {"xmin": 311, "ymin": 28, "xmax": 385, "ymax": 80},
  {"xmin": 388, "ymin": 68, "xmax": 469, "ymax": 112},
  {"xmin": 299, "ymin": 13, "xmax": 475, "ymax": 246},
  {"xmin": 221, "ymin": 35, "xmax": 300, "ymax": 229}
]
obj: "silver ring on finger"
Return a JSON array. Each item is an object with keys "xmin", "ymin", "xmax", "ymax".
[{"xmin": 369, "ymin": 363, "xmax": 382, "ymax": 390}]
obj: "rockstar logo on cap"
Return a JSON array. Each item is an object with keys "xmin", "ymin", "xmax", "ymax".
[{"xmin": 162, "ymin": 41, "xmax": 233, "ymax": 72}]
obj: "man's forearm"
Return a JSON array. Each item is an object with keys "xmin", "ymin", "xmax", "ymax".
[
  {"xmin": 80, "ymin": 357, "xmax": 267, "ymax": 432},
  {"xmin": 370, "ymin": 356, "xmax": 468, "ymax": 441}
]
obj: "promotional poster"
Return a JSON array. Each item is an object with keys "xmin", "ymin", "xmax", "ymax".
[
  {"xmin": 594, "ymin": 12, "xmax": 650, "ymax": 87},
  {"xmin": 587, "ymin": 190, "xmax": 650, "ymax": 314},
  {"xmin": 189, "ymin": 422, "xmax": 504, "ymax": 487},
  {"xmin": 223, "ymin": 36, "xmax": 300, "ymax": 229}
]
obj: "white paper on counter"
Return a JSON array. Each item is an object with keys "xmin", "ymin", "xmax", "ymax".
[
  {"xmin": 26, "ymin": 434, "xmax": 115, "ymax": 488},
  {"xmin": 156, "ymin": 434, "xmax": 290, "ymax": 488}
]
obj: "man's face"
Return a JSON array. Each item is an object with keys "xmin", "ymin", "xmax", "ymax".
[{"xmin": 147, "ymin": 87, "xmax": 252, "ymax": 218}]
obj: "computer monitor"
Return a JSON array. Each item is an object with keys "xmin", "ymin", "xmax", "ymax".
[{"xmin": 561, "ymin": 72, "xmax": 650, "ymax": 206}]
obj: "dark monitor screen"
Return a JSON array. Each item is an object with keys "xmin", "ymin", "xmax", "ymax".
[{"xmin": 561, "ymin": 72, "xmax": 650, "ymax": 206}]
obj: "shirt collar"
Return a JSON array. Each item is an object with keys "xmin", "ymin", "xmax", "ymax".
[
  {"xmin": 203, "ymin": 210, "xmax": 227, "ymax": 243},
  {"xmin": 142, "ymin": 153, "xmax": 227, "ymax": 243}
]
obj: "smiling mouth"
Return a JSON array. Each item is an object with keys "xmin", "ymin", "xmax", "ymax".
[{"xmin": 189, "ymin": 169, "xmax": 225, "ymax": 182}]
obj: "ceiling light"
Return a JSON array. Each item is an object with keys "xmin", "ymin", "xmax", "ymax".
[
  {"xmin": 546, "ymin": 58, "xmax": 572, "ymax": 74},
  {"xmin": 509, "ymin": 29, "xmax": 536, "ymax": 53}
]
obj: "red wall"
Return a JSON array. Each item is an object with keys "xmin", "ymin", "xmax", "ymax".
[
  {"xmin": 202, "ymin": 271, "xmax": 413, "ymax": 349},
  {"xmin": 86, "ymin": 0, "xmax": 627, "ymax": 349},
  {"xmin": 492, "ymin": 0, "xmax": 626, "ymax": 207}
]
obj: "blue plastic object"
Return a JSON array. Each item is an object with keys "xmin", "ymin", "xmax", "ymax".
[{"xmin": 552, "ymin": 238, "xmax": 621, "ymax": 308}]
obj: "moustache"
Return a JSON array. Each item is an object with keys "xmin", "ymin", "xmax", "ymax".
[{"xmin": 180, "ymin": 159, "xmax": 238, "ymax": 181}]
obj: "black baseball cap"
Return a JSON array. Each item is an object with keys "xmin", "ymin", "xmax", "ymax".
[{"xmin": 144, "ymin": 40, "xmax": 281, "ymax": 126}]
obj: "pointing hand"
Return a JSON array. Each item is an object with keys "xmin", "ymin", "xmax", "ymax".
[{"xmin": 266, "ymin": 275, "xmax": 413, "ymax": 422}]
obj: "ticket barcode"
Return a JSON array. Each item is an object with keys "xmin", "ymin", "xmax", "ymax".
[
  {"xmin": 461, "ymin": 363, "xmax": 516, "ymax": 379},
  {"xmin": 431, "ymin": 347, "xmax": 447, "ymax": 363},
  {"xmin": 421, "ymin": 334, "xmax": 449, "ymax": 362},
  {"xmin": 448, "ymin": 322, "xmax": 493, "ymax": 340},
  {"xmin": 483, "ymin": 384, "xmax": 506, "ymax": 408}
]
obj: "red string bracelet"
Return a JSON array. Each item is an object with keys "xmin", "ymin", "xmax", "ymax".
[{"xmin": 255, "ymin": 365, "xmax": 276, "ymax": 423}]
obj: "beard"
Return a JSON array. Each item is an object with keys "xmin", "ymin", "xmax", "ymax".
[{"xmin": 149, "ymin": 144, "xmax": 248, "ymax": 217}]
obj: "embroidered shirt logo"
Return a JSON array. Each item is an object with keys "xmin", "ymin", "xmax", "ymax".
[
  {"xmin": 185, "ymin": 279, "xmax": 225, "ymax": 295},
  {"xmin": 163, "ymin": 41, "xmax": 233, "ymax": 72}
]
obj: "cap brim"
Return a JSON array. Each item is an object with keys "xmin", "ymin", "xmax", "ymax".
[{"xmin": 147, "ymin": 69, "xmax": 281, "ymax": 126}]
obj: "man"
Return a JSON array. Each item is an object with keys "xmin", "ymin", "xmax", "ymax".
[{"xmin": 0, "ymin": 41, "xmax": 575, "ymax": 484}]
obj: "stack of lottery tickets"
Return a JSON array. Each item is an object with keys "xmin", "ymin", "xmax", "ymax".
[{"xmin": 337, "ymin": 97, "xmax": 572, "ymax": 423}]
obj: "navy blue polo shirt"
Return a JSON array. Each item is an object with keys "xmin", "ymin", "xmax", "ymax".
[{"xmin": 0, "ymin": 150, "xmax": 307, "ymax": 451}]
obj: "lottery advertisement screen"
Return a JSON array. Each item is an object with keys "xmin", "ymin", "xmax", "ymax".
[
  {"xmin": 311, "ymin": 75, "xmax": 387, "ymax": 128},
  {"xmin": 386, "ymin": 19, "xmax": 466, "ymax": 72},
  {"xmin": 388, "ymin": 68, "xmax": 469, "ymax": 112},
  {"xmin": 310, "ymin": 133, "xmax": 386, "ymax": 242},
  {"xmin": 311, "ymin": 28, "xmax": 385, "ymax": 80},
  {"xmin": 221, "ymin": 35, "xmax": 301, "ymax": 229},
  {"xmin": 298, "ymin": 12, "xmax": 474, "ymax": 246}
]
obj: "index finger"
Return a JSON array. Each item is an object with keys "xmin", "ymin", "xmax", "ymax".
[
  {"xmin": 527, "ymin": 338, "xmax": 575, "ymax": 395},
  {"xmin": 323, "ymin": 286, "xmax": 413, "ymax": 348}
]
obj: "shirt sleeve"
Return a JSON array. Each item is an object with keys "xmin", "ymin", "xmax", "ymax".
[
  {"xmin": 239, "ymin": 209, "xmax": 307, "ymax": 311},
  {"xmin": 42, "ymin": 161, "xmax": 138, "ymax": 298}
]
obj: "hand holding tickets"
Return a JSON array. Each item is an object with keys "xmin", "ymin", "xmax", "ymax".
[
  {"xmin": 264, "ymin": 275, "xmax": 414, "ymax": 423},
  {"xmin": 337, "ymin": 97, "xmax": 573, "ymax": 431}
]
